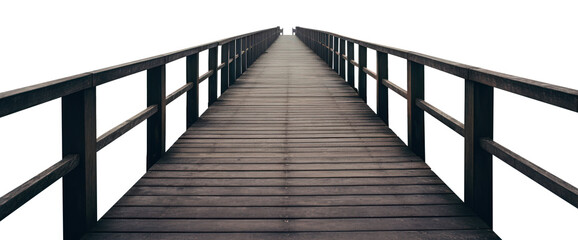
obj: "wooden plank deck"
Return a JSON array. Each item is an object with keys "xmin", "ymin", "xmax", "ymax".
[{"xmin": 82, "ymin": 36, "xmax": 500, "ymax": 240}]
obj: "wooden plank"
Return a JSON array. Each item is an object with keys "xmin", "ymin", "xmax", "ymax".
[
  {"xmin": 103, "ymin": 205, "xmax": 474, "ymax": 219},
  {"xmin": 149, "ymin": 162, "xmax": 429, "ymax": 171},
  {"xmin": 143, "ymin": 169, "xmax": 435, "ymax": 178},
  {"xmin": 115, "ymin": 194, "xmax": 461, "ymax": 207},
  {"xmin": 135, "ymin": 177, "xmax": 444, "ymax": 187},
  {"xmin": 92, "ymin": 217, "xmax": 488, "ymax": 232},
  {"xmin": 84, "ymin": 230, "xmax": 499, "ymax": 240},
  {"xmin": 125, "ymin": 185, "xmax": 451, "ymax": 196}
]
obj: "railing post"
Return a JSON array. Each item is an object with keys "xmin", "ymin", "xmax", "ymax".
[
  {"xmin": 221, "ymin": 43, "xmax": 229, "ymax": 94},
  {"xmin": 347, "ymin": 41, "xmax": 355, "ymax": 88},
  {"xmin": 465, "ymin": 79, "xmax": 494, "ymax": 228},
  {"xmin": 242, "ymin": 37, "xmax": 248, "ymax": 73},
  {"xmin": 62, "ymin": 87, "xmax": 96, "ymax": 240},
  {"xmin": 333, "ymin": 36, "xmax": 338, "ymax": 73},
  {"xmin": 407, "ymin": 61, "xmax": 425, "ymax": 160},
  {"xmin": 327, "ymin": 34, "xmax": 332, "ymax": 68},
  {"xmin": 376, "ymin": 51, "xmax": 388, "ymax": 124},
  {"xmin": 339, "ymin": 38, "xmax": 346, "ymax": 80},
  {"xmin": 230, "ymin": 41, "xmax": 237, "ymax": 85},
  {"xmin": 208, "ymin": 46, "xmax": 218, "ymax": 105},
  {"xmin": 236, "ymin": 38, "xmax": 242, "ymax": 78},
  {"xmin": 186, "ymin": 53, "xmax": 199, "ymax": 128},
  {"xmin": 247, "ymin": 36, "xmax": 252, "ymax": 67},
  {"xmin": 146, "ymin": 64, "xmax": 166, "ymax": 169},
  {"xmin": 358, "ymin": 45, "xmax": 367, "ymax": 102}
]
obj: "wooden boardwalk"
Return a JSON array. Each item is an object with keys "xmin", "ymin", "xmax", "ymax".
[{"xmin": 83, "ymin": 36, "xmax": 499, "ymax": 239}]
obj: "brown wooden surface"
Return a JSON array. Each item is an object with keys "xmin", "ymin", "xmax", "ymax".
[{"xmin": 83, "ymin": 36, "xmax": 499, "ymax": 240}]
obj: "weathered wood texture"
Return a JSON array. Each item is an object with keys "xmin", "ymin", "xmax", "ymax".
[{"xmin": 83, "ymin": 36, "xmax": 499, "ymax": 240}]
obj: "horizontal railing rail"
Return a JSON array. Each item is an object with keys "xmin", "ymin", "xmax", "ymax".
[
  {"xmin": 0, "ymin": 27, "xmax": 281, "ymax": 240},
  {"xmin": 295, "ymin": 26, "xmax": 578, "ymax": 229}
]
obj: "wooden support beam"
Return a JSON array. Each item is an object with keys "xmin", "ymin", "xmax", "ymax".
[
  {"xmin": 339, "ymin": 38, "xmax": 346, "ymax": 80},
  {"xmin": 61, "ymin": 86, "xmax": 96, "ymax": 240},
  {"xmin": 465, "ymin": 79, "xmax": 494, "ymax": 228},
  {"xmin": 358, "ymin": 45, "xmax": 367, "ymax": 102},
  {"xmin": 221, "ymin": 43, "xmax": 229, "ymax": 94},
  {"xmin": 146, "ymin": 65, "xmax": 166, "ymax": 169},
  {"xmin": 208, "ymin": 46, "xmax": 218, "ymax": 105},
  {"xmin": 186, "ymin": 54, "xmax": 199, "ymax": 128},
  {"xmin": 347, "ymin": 41, "xmax": 355, "ymax": 88},
  {"xmin": 376, "ymin": 51, "xmax": 389, "ymax": 124},
  {"xmin": 229, "ymin": 42, "xmax": 237, "ymax": 85},
  {"xmin": 407, "ymin": 61, "xmax": 425, "ymax": 160}
]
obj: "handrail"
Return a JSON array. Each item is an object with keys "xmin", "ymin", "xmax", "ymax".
[
  {"xmin": 0, "ymin": 26, "xmax": 281, "ymax": 240},
  {"xmin": 295, "ymin": 26, "xmax": 577, "ymax": 229}
]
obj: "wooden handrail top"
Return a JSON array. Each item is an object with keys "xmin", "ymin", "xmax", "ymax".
[
  {"xmin": 0, "ymin": 27, "xmax": 281, "ymax": 118},
  {"xmin": 297, "ymin": 27, "xmax": 578, "ymax": 112}
]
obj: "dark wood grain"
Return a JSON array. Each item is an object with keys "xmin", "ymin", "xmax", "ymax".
[
  {"xmin": 208, "ymin": 47, "xmax": 218, "ymax": 105},
  {"xmin": 358, "ymin": 45, "xmax": 367, "ymax": 102},
  {"xmin": 480, "ymin": 138, "xmax": 578, "ymax": 208},
  {"xmin": 464, "ymin": 79, "xmax": 493, "ymax": 227},
  {"xmin": 186, "ymin": 54, "xmax": 199, "ymax": 127},
  {"xmin": 416, "ymin": 98, "xmax": 464, "ymax": 136},
  {"xmin": 97, "ymin": 106, "xmax": 158, "ymax": 151},
  {"xmin": 347, "ymin": 41, "xmax": 355, "ymax": 88},
  {"xmin": 296, "ymin": 27, "xmax": 578, "ymax": 112},
  {"xmin": 221, "ymin": 43, "xmax": 230, "ymax": 93},
  {"xmin": 84, "ymin": 36, "xmax": 498, "ymax": 239},
  {"xmin": 0, "ymin": 154, "xmax": 78, "ymax": 221},
  {"xmin": 407, "ymin": 61, "xmax": 425, "ymax": 160},
  {"xmin": 382, "ymin": 78, "xmax": 407, "ymax": 99},
  {"xmin": 377, "ymin": 51, "xmax": 389, "ymax": 124},
  {"xmin": 146, "ymin": 65, "xmax": 166, "ymax": 169},
  {"xmin": 62, "ymin": 87, "xmax": 97, "ymax": 240}
]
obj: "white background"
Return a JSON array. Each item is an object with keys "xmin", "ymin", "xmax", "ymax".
[{"xmin": 1, "ymin": 0, "xmax": 577, "ymax": 239}]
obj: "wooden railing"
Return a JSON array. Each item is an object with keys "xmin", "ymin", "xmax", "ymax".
[
  {"xmin": 295, "ymin": 26, "xmax": 578, "ymax": 228},
  {"xmin": 0, "ymin": 27, "xmax": 281, "ymax": 240}
]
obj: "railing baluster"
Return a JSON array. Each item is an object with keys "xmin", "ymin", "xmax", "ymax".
[
  {"xmin": 339, "ymin": 38, "xmax": 346, "ymax": 80},
  {"xmin": 407, "ymin": 61, "xmax": 425, "ymax": 160},
  {"xmin": 221, "ymin": 43, "xmax": 229, "ymax": 94},
  {"xmin": 333, "ymin": 36, "xmax": 338, "ymax": 73},
  {"xmin": 465, "ymin": 79, "xmax": 494, "ymax": 228},
  {"xmin": 229, "ymin": 41, "xmax": 236, "ymax": 85},
  {"xmin": 242, "ymin": 37, "xmax": 248, "ymax": 72},
  {"xmin": 347, "ymin": 41, "xmax": 355, "ymax": 88},
  {"xmin": 62, "ymin": 86, "xmax": 96, "ymax": 240},
  {"xmin": 208, "ymin": 46, "xmax": 218, "ymax": 105},
  {"xmin": 236, "ymin": 39, "xmax": 242, "ymax": 78},
  {"xmin": 146, "ymin": 65, "xmax": 166, "ymax": 169},
  {"xmin": 186, "ymin": 53, "xmax": 199, "ymax": 128},
  {"xmin": 376, "ymin": 51, "xmax": 389, "ymax": 124},
  {"xmin": 358, "ymin": 45, "xmax": 367, "ymax": 102},
  {"xmin": 327, "ymin": 34, "xmax": 332, "ymax": 67}
]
